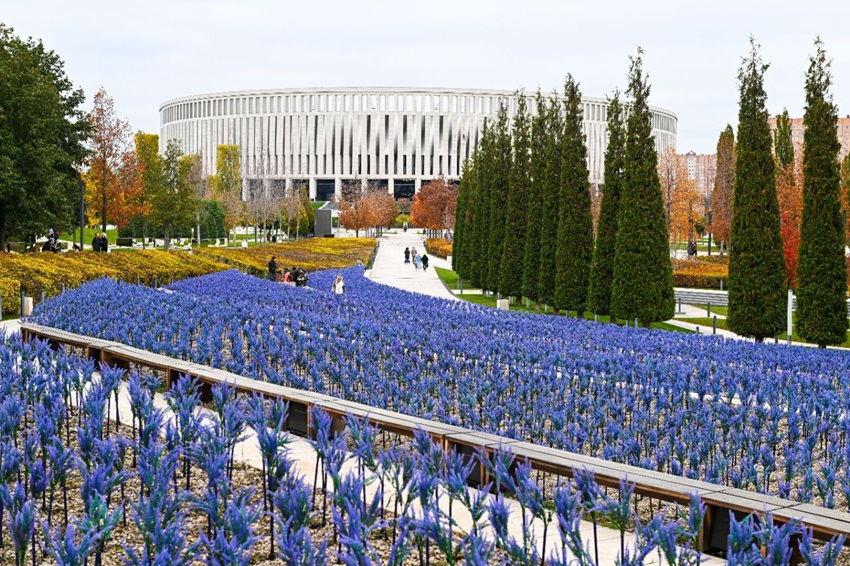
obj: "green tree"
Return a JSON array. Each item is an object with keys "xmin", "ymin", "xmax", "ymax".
[
  {"xmin": 521, "ymin": 91, "xmax": 548, "ymax": 304},
  {"xmin": 842, "ymin": 152, "xmax": 850, "ymax": 244},
  {"xmin": 149, "ymin": 140, "xmax": 197, "ymax": 249},
  {"xmin": 611, "ymin": 49, "xmax": 675, "ymax": 325},
  {"xmin": 554, "ymin": 75, "xmax": 594, "ymax": 314},
  {"xmin": 0, "ymin": 24, "xmax": 88, "ymax": 247},
  {"xmin": 298, "ymin": 185, "xmax": 315, "ymax": 236},
  {"xmin": 486, "ymin": 100, "xmax": 512, "ymax": 294},
  {"xmin": 537, "ymin": 97, "xmax": 563, "ymax": 308},
  {"xmin": 773, "ymin": 108, "xmax": 794, "ymax": 167},
  {"xmin": 795, "ymin": 39, "xmax": 847, "ymax": 347},
  {"xmin": 134, "ymin": 133, "xmax": 162, "ymax": 249},
  {"xmin": 500, "ymin": 93, "xmax": 531, "ymax": 299},
  {"xmin": 726, "ymin": 39, "xmax": 787, "ymax": 341},
  {"xmin": 453, "ymin": 157, "xmax": 476, "ymax": 278},
  {"xmin": 588, "ymin": 91, "xmax": 625, "ymax": 315},
  {"xmin": 471, "ymin": 125, "xmax": 495, "ymax": 289},
  {"xmin": 214, "ymin": 144, "xmax": 243, "ymax": 241}
]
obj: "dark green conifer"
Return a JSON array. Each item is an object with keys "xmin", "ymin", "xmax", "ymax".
[
  {"xmin": 500, "ymin": 93, "xmax": 531, "ymax": 299},
  {"xmin": 521, "ymin": 91, "xmax": 548, "ymax": 304},
  {"xmin": 795, "ymin": 38, "xmax": 847, "ymax": 347},
  {"xmin": 537, "ymin": 97, "xmax": 563, "ymax": 308},
  {"xmin": 611, "ymin": 49, "xmax": 675, "ymax": 324},
  {"xmin": 726, "ymin": 39, "xmax": 787, "ymax": 341},
  {"xmin": 486, "ymin": 100, "xmax": 512, "ymax": 294},
  {"xmin": 470, "ymin": 124, "xmax": 494, "ymax": 288},
  {"xmin": 554, "ymin": 75, "xmax": 594, "ymax": 314},
  {"xmin": 588, "ymin": 91, "xmax": 625, "ymax": 315},
  {"xmin": 773, "ymin": 109, "xmax": 794, "ymax": 167},
  {"xmin": 453, "ymin": 156, "xmax": 476, "ymax": 278}
]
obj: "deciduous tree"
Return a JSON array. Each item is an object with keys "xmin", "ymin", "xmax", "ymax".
[
  {"xmin": 148, "ymin": 140, "xmax": 196, "ymax": 249},
  {"xmin": 796, "ymin": 38, "xmax": 847, "ymax": 347},
  {"xmin": 727, "ymin": 38, "xmax": 786, "ymax": 341},
  {"xmin": 554, "ymin": 75, "xmax": 593, "ymax": 314},
  {"xmin": 410, "ymin": 177, "xmax": 458, "ymax": 233},
  {"xmin": 134, "ymin": 133, "xmax": 161, "ymax": 247},
  {"xmin": 588, "ymin": 91, "xmax": 625, "ymax": 315},
  {"xmin": 711, "ymin": 126, "xmax": 735, "ymax": 252},
  {"xmin": 87, "ymin": 88, "xmax": 140, "ymax": 233},
  {"xmin": 611, "ymin": 49, "xmax": 675, "ymax": 325},
  {"xmin": 0, "ymin": 25, "xmax": 88, "ymax": 247},
  {"xmin": 213, "ymin": 145, "xmax": 243, "ymax": 241},
  {"xmin": 657, "ymin": 145, "xmax": 700, "ymax": 247}
]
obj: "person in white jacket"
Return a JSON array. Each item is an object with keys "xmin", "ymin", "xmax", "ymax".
[{"xmin": 332, "ymin": 274, "xmax": 345, "ymax": 295}]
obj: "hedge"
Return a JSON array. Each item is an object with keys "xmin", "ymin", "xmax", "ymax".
[
  {"xmin": 426, "ymin": 238, "xmax": 453, "ymax": 259},
  {"xmin": 0, "ymin": 238, "xmax": 376, "ymax": 315},
  {"xmin": 673, "ymin": 258, "xmax": 728, "ymax": 289}
]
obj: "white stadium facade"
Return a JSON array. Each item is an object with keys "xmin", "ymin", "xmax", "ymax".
[{"xmin": 159, "ymin": 87, "xmax": 677, "ymax": 201}]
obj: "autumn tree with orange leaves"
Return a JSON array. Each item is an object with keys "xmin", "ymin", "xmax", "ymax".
[
  {"xmin": 710, "ymin": 126, "xmax": 735, "ymax": 253},
  {"xmin": 657, "ymin": 145, "xmax": 700, "ymax": 248},
  {"xmin": 338, "ymin": 180, "xmax": 396, "ymax": 236},
  {"xmin": 85, "ymin": 88, "xmax": 144, "ymax": 231},
  {"xmin": 410, "ymin": 176, "xmax": 458, "ymax": 235},
  {"xmin": 773, "ymin": 109, "xmax": 803, "ymax": 287}
]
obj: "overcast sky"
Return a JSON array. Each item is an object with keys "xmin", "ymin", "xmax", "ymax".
[{"xmin": 5, "ymin": 0, "xmax": 850, "ymax": 154}]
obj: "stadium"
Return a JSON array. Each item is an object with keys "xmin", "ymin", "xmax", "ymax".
[{"xmin": 159, "ymin": 87, "xmax": 677, "ymax": 201}]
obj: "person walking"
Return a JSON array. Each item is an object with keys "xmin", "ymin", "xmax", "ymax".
[
  {"xmin": 421, "ymin": 253, "xmax": 429, "ymax": 271},
  {"xmin": 404, "ymin": 247, "xmax": 410, "ymax": 264},
  {"xmin": 100, "ymin": 233, "xmax": 108, "ymax": 253},
  {"xmin": 268, "ymin": 256, "xmax": 278, "ymax": 281}
]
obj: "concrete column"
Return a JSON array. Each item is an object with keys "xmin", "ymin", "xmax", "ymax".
[
  {"xmin": 388, "ymin": 178, "xmax": 395, "ymax": 196},
  {"xmin": 415, "ymin": 178, "xmax": 422, "ymax": 192},
  {"xmin": 309, "ymin": 177, "xmax": 317, "ymax": 200},
  {"xmin": 334, "ymin": 177, "xmax": 342, "ymax": 200}
]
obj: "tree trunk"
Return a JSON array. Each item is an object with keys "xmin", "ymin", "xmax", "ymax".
[
  {"xmin": 101, "ymin": 191, "xmax": 107, "ymax": 233},
  {"xmin": 164, "ymin": 224, "xmax": 171, "ymax": 250},
  {"xmin": 196, "ymin": 210, "xmax": 202, "ymax": 247},
  {"xmin": 142, "ymin": 219, "xmax": 147, "ymax": 250}
]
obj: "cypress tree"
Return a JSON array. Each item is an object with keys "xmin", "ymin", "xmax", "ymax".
[
  {"xmin": 554, "ymin": 75, "xmax": 594, "ymax": 315},
  {"xmin": 486, "ymin": 100, "xmax": 512, "ymax": 294},
  {"xmin": 711, "ymin": 126, "xmax": 736, "ymax": 253},
  {"xmin": 795, "ymin": 39, "xmax": 847, "ymax": 347},
  {"xmin": 588, "ymin": 91, "xmax": 625, "ymax": 315},
  {"xmin": 470, "ymin": 124, "xmax": 494, "ymax": 288},
  {"xmin": 453, "ymin": 156, "xmax": 476, "ymax": 278},
  {"xmin": 774, "ymin": 109, "xmax": 794, "ymax": 167},
  {"xmin": 611, "ymin": 49, "xmax": 675, "ymax": 324},
  {"xmin": 521, "ymin": 91, "xmax": 548, "ymax": 304},
  {"xmin": 537, "ymin": 97, "xmax": 563, "ymax": 308},
  {"xmin": 500, "ymin": 93, "xmax": 531, "ymax": 299},
  {"xmin": 726, "ymin": 39, "xmax": 786, "ymax": 341}
]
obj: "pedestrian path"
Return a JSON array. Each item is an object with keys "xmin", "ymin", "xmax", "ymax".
[{"xmin": 367, "ymin": 231, "xmax": 459, "ymax": 301}]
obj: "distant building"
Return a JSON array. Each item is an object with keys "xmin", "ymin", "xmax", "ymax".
[
  {"xmin": 159, "ymin": 87, "xmax": 678, "ymax": 201},
  {"xmin": 680, "ymin": 151, "xmax": 716, "ymax": 207},
  {"xmin": 768, "ymin": 115, "xmax": 850, "ymax": 162}
]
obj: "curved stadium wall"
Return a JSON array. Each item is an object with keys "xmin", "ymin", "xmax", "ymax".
[{"xmin": 159, "ymin": 87, "xmax": 677, "ymax": 201}]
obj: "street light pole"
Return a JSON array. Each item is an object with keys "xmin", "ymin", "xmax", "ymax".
[{"xmin": 79, "ymin": 176, "xmax": 85, "ymax": 250}]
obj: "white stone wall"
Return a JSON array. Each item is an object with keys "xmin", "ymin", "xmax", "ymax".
[{"xmin": 159, "ymin": 87, "xmax": 677, "ymax": 199}]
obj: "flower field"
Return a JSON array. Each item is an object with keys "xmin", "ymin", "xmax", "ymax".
[
  {"xmin": 28, "ymin": 267, "xmax": 850, "ymax": 522},
  {"xmin": 1, "ymin": 336, "xmax": 843, "ymax": 564},
  {"xmin": 196, "ymin": 238, "xmax": 376, "ymax": 277}
]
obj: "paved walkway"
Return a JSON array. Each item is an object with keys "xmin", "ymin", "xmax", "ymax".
[{"xmin": 367, "ymin": 231, "xmax": 459, "ymax": 301}]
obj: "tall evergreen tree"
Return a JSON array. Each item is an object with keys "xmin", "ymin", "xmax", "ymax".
[
  {"xmin": 795, "ymin": 39, "xmax": 847, "ymax": 347},
  {"xmin": 588, "ymin": 91, "xmax": 625, "ymax": 315},
  {"xmin": 611, "ymin": 49, "xmax": 675, "ymax": 324},
  {"xmin": 538, "ymin": 97, "xmax": 563, "ymax": 308},
  {"xmin": 486, "ymin": 100, "xmax": 512, "ymax": 294},
  {"xmin": 521, "ymin": 91, "xmax": 548, "ymax": 304},
  {"xmin": 500, "ymin": 93, "xmax": 531, "ymax": 299},
  {"xmin": 453, "ymin": 157, "xmax": 475, "ymax": 278},
  {"xmin": 471, "ymin": 125, "xmax": 494, "ymax": 288},
  {"xmin": 554, "ymin": 75, "xmax": 594, "ymax": 314},
  {"xmin": 727, "ymin": 39, "xmax": 787, "ymax": 341},
  {"xmin": 773, "ymin": 109, "xmax": 794, "ymax": 167},
  {"xmin": 711, "ymin": 126, "xmax": 736, "ymax": 252}
]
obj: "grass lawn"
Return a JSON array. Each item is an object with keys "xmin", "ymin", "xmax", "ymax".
[
  {"xmin": 687, "ymin": 304, "xmax": 729, "ymax": 316},
  {"xmin": 434, "ymin": 267, "xmax": 693, "ymax": 333},
  {"xmin": 70, "ymin": 227, "xmax": 118, "ymax": 246},
  {"xmin": 674, "ymin": 314, "xmax": 850, "ymax": 347},
  {"xmin": 311, "ymin": 201, "xmax": 327, "ymax": 210}
]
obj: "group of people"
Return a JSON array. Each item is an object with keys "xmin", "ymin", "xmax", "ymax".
[
  {"xmin": 41, "ymin": 229, "xmax": 60, "ymax": 253},
  {"xmin": 403, "ymin": 246, "xmax": 429, "ymax": 270},
  {"xmin": 92, "ymin": 233, "xmax": 109, "ymax": 252},
  {"xmin": 267, "ymin": 257, "xmax": 308, "ymax": 286}
]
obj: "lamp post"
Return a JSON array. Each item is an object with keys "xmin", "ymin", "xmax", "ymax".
[{"xmin": 79, "ymin": 175, "xmax": 85, "ymax": 250}]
